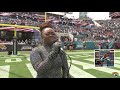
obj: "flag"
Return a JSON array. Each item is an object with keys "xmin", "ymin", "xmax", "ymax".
[
  {"xmin": 110, "ymin": 12, "xmax": 120, "ymax": 17},
  {"xmin": 0, "ymin": 13, "xmax": 13, "ymax": 16},
  {"xmin": 0, "ymin": 27, "xmax": 34, "ymax": 32}
]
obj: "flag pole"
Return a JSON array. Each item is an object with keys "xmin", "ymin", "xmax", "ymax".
[
  {"xmin": 13, "ymin": 27, "xmax": 17, "ymax": 55},
  {"xmin": 45, "ymin": 12, "xmax": 47, "ymax": 22},
  {"xmin": 14, "ymin": 28, "xmax": 17, "ymax": 38}
]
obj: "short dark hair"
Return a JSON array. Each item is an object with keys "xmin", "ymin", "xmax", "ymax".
[{"xmin": 39, "ymin": 22, "xmax": 52, "ymax": 32}]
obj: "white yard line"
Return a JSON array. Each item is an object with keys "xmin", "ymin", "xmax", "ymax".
[
  {"xmin": 66, "ymin": 50, "xmax": 120, "ymax": 55},
  {"xmin": 27, "ymin": 57, "xmax": 30, "ymax": 61},
  {"xmin": 26, "ymin": 63, "xmax": 37, "ymax": 78},
  {"xmin": 84, "ymin": 58, "xmax": 95, "ymax": 62},
  {"xmin": 0, "ymin": 65, "xmax": 10, "ymax": 78},
  {"xmin": 115, "ymin": 57, "xmax": 120, "ymax": 60},
  {"xmin": 68, "ymin": 63, "xmax": 96, "ymax": 78},
  {"xmin": 69, "ymin": 54, "xmax": 92, "ymax": 58},
  {"xmin": 70, "ymin": 60, "xmax": 120, "ymax": 75}
]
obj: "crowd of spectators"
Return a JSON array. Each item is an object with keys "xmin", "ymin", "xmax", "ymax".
[
  {"xmin": 0, "ymin": 12, "xmax": 120, "ymax": 49},
  {"xmin": 0, "ymin": 12, "xmax": 44, "ymax": 27}
]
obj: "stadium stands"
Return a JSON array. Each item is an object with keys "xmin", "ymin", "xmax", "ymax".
[{"xmin": 0, "ymin": 12, "xmax": 120, "ymax": 49}]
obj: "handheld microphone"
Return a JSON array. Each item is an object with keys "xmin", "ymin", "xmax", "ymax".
[
  {"xmin": 54, "ymin": 36, "xmax": 72, "ymax": 77},
  {"xmin": 58, "ymin": 38, "xmax": 72, "ymax": 77},
  {"xmin": 52, "ymin": 37, "xmax": 61, "ymax": 53},
  {"xmin": 58, "ymin": 38, "xmax": 62, "ymax": 53}
]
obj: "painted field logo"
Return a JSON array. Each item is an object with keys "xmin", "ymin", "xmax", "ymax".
[
  {"xmin": 112, "ymin": 72, "xmax": 119, "ymax": 77},
  {"xmin": 5, "ymin": 58, "xmax": 22, "ymax": 62},
  {"xmin": 21, "ymin": 46, "xmax": 32, "ymax": 50},
  {"xmin": 0, "ymin": 44, "xmax": 7, "ymax": 50}
]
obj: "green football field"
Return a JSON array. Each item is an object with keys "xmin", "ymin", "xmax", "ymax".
[{"xmin": 0, "ymin": 49, "xmax": 120, "ymax": 78}]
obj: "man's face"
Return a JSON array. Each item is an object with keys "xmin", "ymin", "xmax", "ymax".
[{"xmin": 42, "ymin": 27, "xmax": 58, "ymax": 45}]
